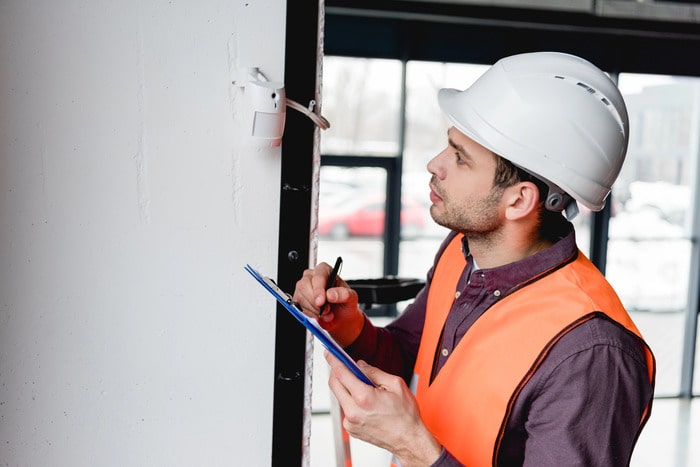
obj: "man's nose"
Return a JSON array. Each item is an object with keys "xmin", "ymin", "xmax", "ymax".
[{"xmin": 427, "ymin": 148, "xmax": 448, "ymax": 179}]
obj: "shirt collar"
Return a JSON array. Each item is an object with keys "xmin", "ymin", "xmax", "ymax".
[{"xmin": 460, "ymin": 222, "xmax": 578, "ymax": 292}]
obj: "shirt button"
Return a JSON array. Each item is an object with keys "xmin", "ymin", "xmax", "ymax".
[
  {"xmin": 455, "ymin": 291, "xmax": 461, "ymax": 299},
  {"xmin": 493, "ymin": 290, "xmax": 501, "ymax": 297},
  {"xmin": 441, "ymin": 348, "xmax": 449, "ymax": 357}
]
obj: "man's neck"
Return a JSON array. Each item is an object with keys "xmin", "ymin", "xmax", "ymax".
[{"xmin": 465, "ymin": 229, "xmax": 552, "ymax": 270}]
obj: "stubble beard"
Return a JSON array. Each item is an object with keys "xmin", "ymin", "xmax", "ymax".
[{"xmin": 430, "ymin": 185, "xmax": 505, "ymax": 240}]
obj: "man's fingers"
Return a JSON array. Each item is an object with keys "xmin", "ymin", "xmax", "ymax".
[
  {"xmin": 326, "ymin": 286, "xmax": 355, "ymax": 306},
  {"xmin": 326, "ymin": 351, "xmax": 359, "ymax": 410},
  {"xmin": 325, "ymin": 350, "xmax": 377, "ymax": 394},
  {"xmin": 357, "ymin": 360, "xmax": 400, "ymax": 392},
  {"xmin": 293, "ymin": 263, "xmax": 334, "ymax": 315}
]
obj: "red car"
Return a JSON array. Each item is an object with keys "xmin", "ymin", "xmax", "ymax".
[{"xmin": 318, "ymin": 194, "xmax": 426, "ymax": 239}]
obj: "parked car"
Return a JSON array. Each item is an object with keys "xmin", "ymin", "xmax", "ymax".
[{"xmin": 318, "ymin": 194, "xmax": 426, "ymax": 239}]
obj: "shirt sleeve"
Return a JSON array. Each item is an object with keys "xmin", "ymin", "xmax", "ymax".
[
  {"xmin": 344, "ymin": 275, "xmax": 431, "ymax": 382},
  {"xmin": 504, "ymin": 317, "xmax": 654, "ymax": 466}
]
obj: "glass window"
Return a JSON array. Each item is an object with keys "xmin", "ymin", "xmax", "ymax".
[
  {"xmin": 312, "ymin": 56, "xmax": 409, "ymax": 466},
  {"xmin": 316, "ymin": 166, "xmax": 388, "ymax": 280},
  {"xmin": 610, "ymin": 73, "xmax": 700, "ymax": 396},
  {"xmin": 320, "ymin": 57, "xmax": 403, "ymax": 156},
  {"xmin": 403, "ymin": 61, "xmax": 489, "ymax": 171},
  {"xmin": 400, "ymin": 61, "xmax": 489, "ymax": 279}
]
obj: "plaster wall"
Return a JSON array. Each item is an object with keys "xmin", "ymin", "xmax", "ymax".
[{"xmin": 0, "ymin": 1, "xmax": 286, "ymax": 465}]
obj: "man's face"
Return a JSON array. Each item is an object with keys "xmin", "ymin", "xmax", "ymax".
[{"xmin": 427, "ymin": 127, "xmax": 506, "ymax": 235}]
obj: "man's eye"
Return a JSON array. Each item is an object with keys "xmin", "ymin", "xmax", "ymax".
[{"xmin": 455, "ymin": 152, "xmax": 465, "ymax": 164}]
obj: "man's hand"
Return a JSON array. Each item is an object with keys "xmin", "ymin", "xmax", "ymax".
[
  {"xmin": 292, "ymin": 263, "xmax": 365, "ymax": 347},
  {"xmin": 325, "ymin": 351, "xmax": 442, "ymax": 467}
]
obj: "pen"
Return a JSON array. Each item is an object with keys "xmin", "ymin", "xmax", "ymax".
[{"xmin": 321, "ymin": 256, "xmax": 342, "ymax": 316}]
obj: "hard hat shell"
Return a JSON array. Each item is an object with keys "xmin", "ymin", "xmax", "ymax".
[{"xmin": 438, "ymin": 51, "xmax": 629, "ymax": 212}]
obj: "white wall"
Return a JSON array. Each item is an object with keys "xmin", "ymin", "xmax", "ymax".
[{"xmin": 0, "ymin": 1, "xmax": 287, "ymax": 465}]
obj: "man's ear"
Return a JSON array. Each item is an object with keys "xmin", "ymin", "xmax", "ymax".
[{"xmin": 504, "ymin": 182, "xmax": 541, "ymax": 220}]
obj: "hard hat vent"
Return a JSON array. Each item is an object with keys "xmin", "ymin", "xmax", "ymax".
[
  {"xmin": 551, "ymin": 74, "xmax": 626, "ymax": 131},
  {"xmin": 576, "ymin": 81, "xmax": 596, "ymax": 94}
]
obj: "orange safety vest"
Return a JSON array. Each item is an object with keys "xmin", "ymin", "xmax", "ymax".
[{"xmin": 404, "ymin": 234, "xmax": 654, "ymax": 466}]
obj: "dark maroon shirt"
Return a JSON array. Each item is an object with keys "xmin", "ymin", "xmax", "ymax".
[{"xmin": 346, "ymin": 226, "xmax": 654, "ymax": 466}]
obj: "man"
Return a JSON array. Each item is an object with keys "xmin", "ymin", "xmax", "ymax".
[{"xmin": 293, "ymin": 52, "xmax": 655, "ymax": 466}]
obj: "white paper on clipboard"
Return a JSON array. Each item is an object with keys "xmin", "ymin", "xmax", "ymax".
[{"xmin": 245, "ymin": 264, "xmax": 375, "ymax": 386}]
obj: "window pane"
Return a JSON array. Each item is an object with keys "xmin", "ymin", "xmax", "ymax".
[
  {"xmin": 320, "ymin": 57, "xmax": 402, "ymax": 156},
  {"xmin": 400, "ymin": 61, "xmax": 489, "ymax": 279},
  {"xmin": 609, "ymin": 73, "xmax": 700, "ymax": 396},
  {"xmin": 404, "ymin": 61, "xmax": 489, "ymax": 173},
  {"xmin": 316, "ymin": 166, "xmax": 387, "ymax": 279},
  {"xmin": 313, "ymin": 166, "xmax": 395, "ymax": 465}
]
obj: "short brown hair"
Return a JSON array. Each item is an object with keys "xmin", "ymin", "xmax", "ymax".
[
  {"xmin": 493, "ymin": 156, "xmax": 548, "ymax": 203},
  {"xmin": 493, "ymin": 155, "xmax": 569, "ymax": 240}
]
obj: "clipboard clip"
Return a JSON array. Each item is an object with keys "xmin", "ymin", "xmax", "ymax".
[{"xmin": 262, "ymin": 275, "xmax": 300, "ymax": 307}]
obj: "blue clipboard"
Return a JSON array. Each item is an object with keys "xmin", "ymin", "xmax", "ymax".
[{"xmin": 245, "ymin": 264, "xmax": 375, "ymax": 386}]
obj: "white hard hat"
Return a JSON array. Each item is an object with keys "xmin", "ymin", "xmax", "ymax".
[{"xmin": 438, "ymin": 51, "xmax": 629, "ymax": 214}]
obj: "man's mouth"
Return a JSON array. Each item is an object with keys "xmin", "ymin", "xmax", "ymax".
[{"xmin": 429, "ymin": 181, "xmax": 443, "ymax": 204}]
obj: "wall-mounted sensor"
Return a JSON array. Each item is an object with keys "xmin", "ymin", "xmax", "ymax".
[
  {"xmin": 248, "ymin": 79, "xmax": 286, "ymax": 147},
  {"xmin": 233, "ymin": 67, "xmax": 286, "ymax": 147},
  {"xmin": 233, "ymin": 66, "xmax": 330, "ymax": 147}
]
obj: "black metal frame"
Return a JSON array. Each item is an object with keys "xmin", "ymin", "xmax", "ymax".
[
  {"xmin": 324, "ymin": 0, "xmax": 700, "ymax": 78},
  {"xmin": 271, "ymin": 1, "xmax": 321, "ymax": 465}
]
